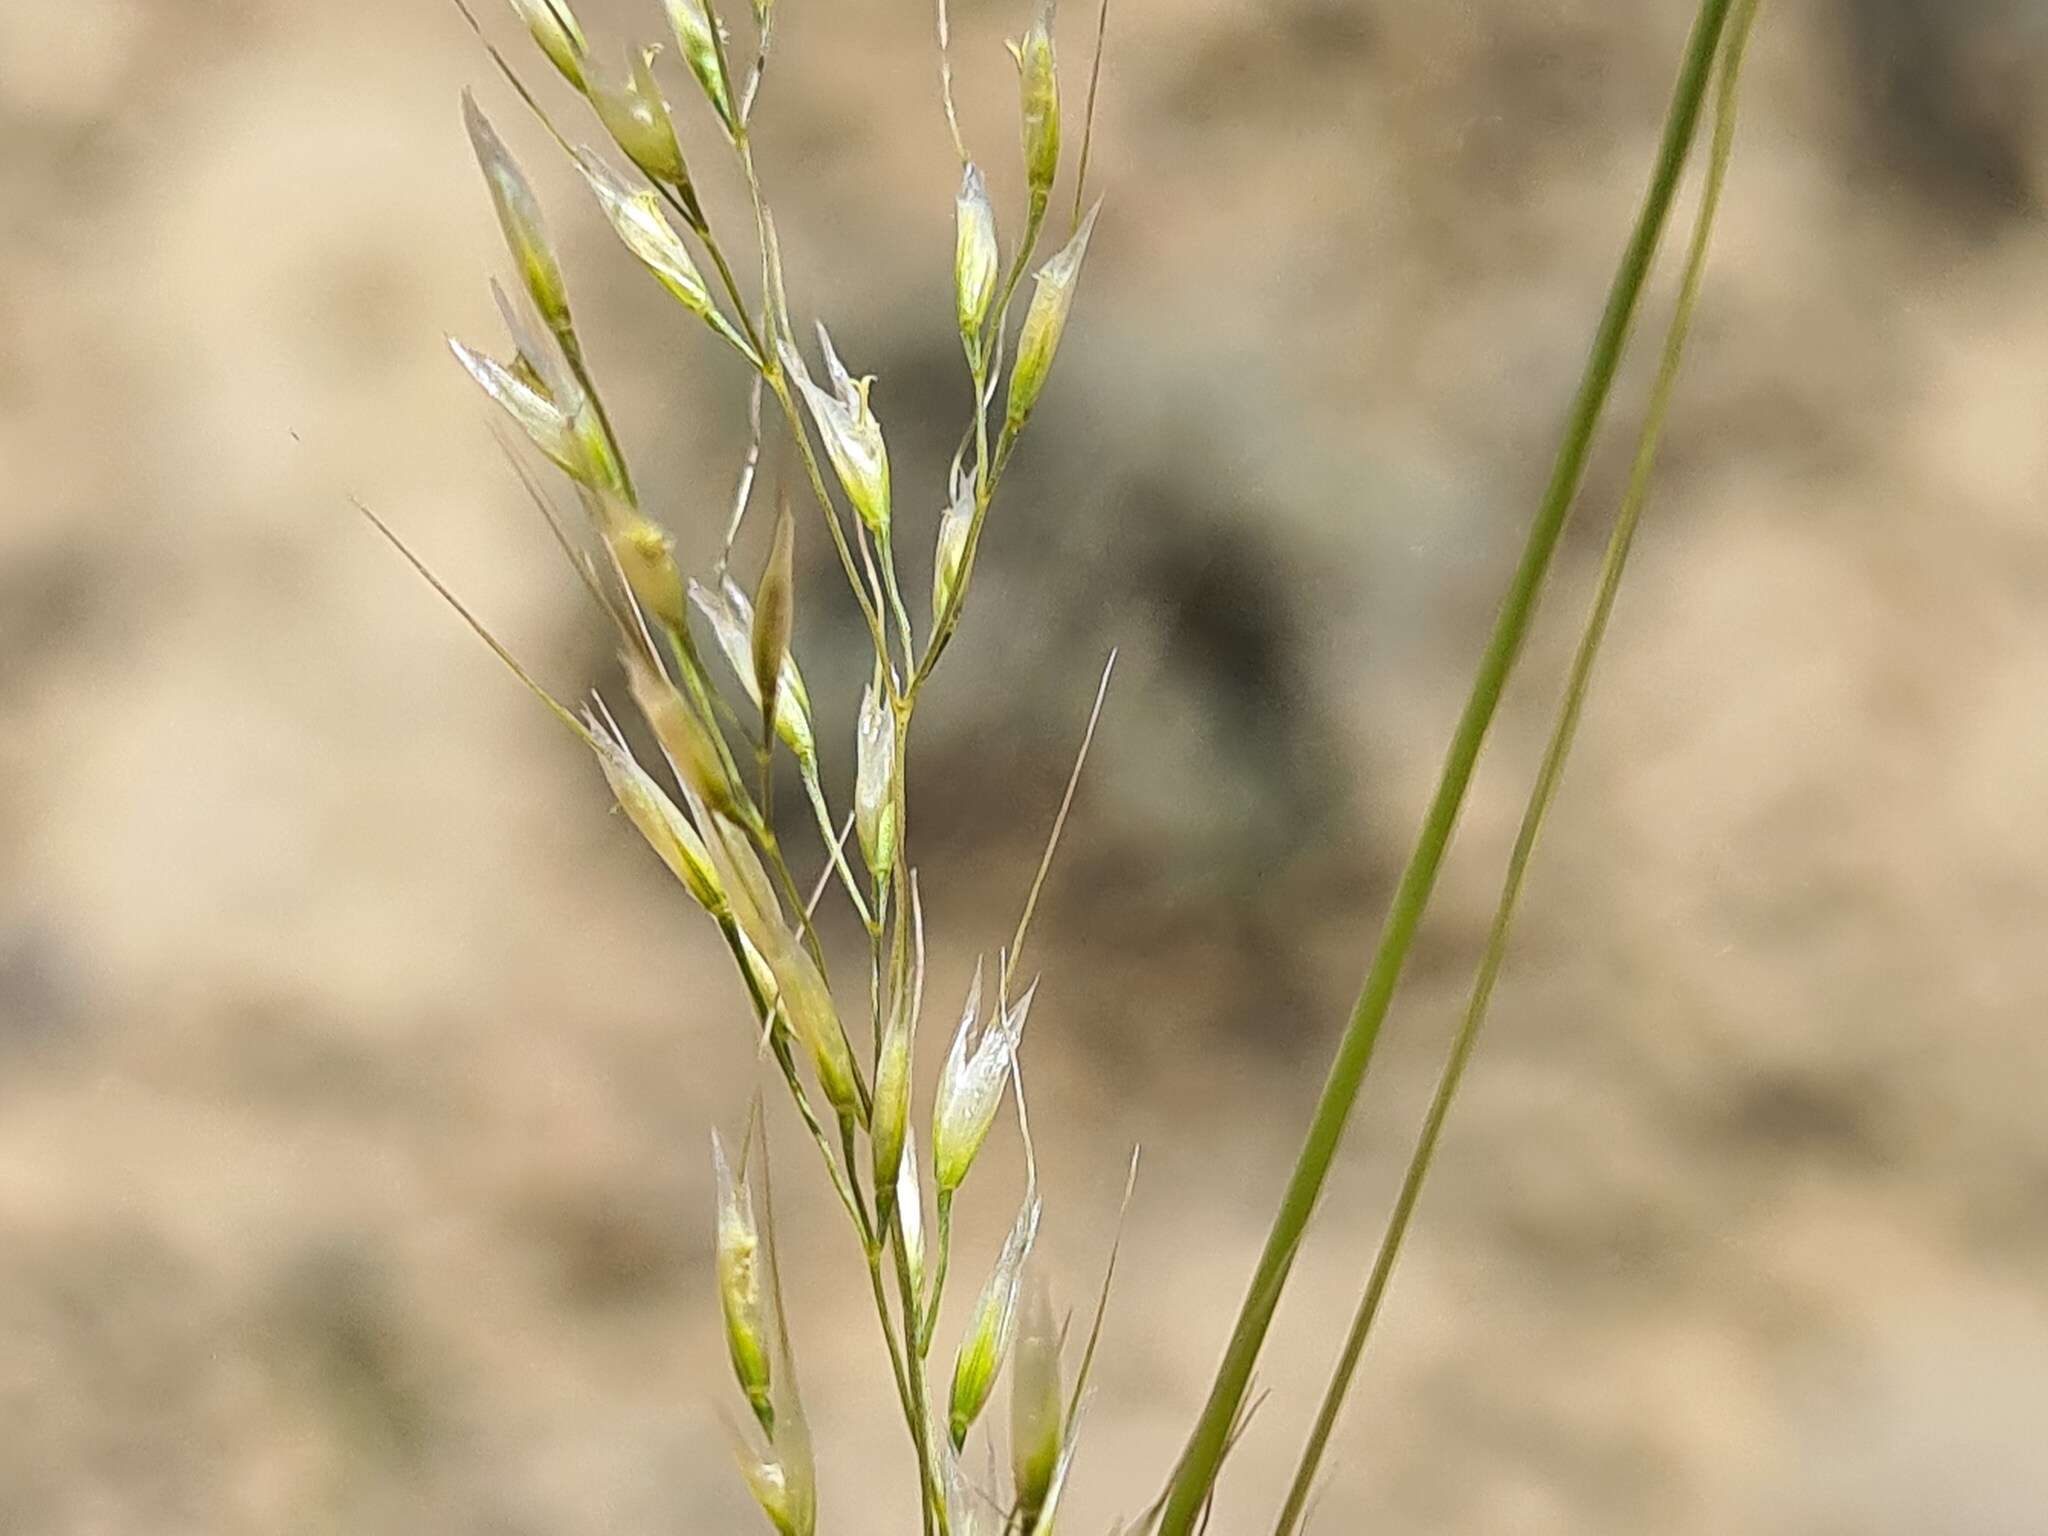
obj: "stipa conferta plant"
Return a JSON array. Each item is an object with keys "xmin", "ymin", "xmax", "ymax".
[
  {"xmin": 369, "ymin": 0, "xmax": 1770, "ymax": 1528},
  {"xmin": 374, "ymin": 1, "xmax": 1121, "ymax": 1533}
]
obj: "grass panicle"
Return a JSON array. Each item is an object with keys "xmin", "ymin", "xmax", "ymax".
[
  {"xmin": 373, "ymin": 0, "xmax": 1761, "ymax": 1527},
  {"xmin": 414, "ymin": 3, "xmax": 1121, "ymax": 1529}
]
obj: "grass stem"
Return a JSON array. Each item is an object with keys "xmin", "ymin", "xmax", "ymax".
[
  {"xmin": 1154, "ymin": 4, "xmax": 1736, "ymax": 1528},
  {"xmin": 1267, "ymin": 6, "xmax": 1764, "ymax": 1530}
]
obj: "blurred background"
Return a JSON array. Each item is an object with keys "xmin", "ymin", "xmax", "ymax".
[{"xmin": 6, "ymin": 0, "xmax": 2048, "ymax": 1531}]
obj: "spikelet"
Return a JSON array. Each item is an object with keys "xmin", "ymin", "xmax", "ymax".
[
  {"xmin": 620, "ymin": 664, "xmax": 854, "ymax": 1120},
  {"xmin": 625, "ymin": 648, "xmax": 740, "ymax": 820},
  {"xmin": 664, "ymin": 0, "xmax": 736, "ymax": 133},
  {"xmin": 600, "ymin": 502, "xmax": 688, "ymax": 631},
  {"xmin": 751, "ymin": 502, "xmax": 796, "ymax": 742},
  {"xmin": 506, "ymin": 0, "xmax": 589, "ymax": 91},
  {"xmin": 932, "ymin": 475, "xmax": 975, "ymax": 626},
  {"xmin": 854, "ymin": 676, "xmax": 897, "ymax": 885},
  {"xmin": 574, "ymin": 152, "xmax": 759, "ymax": 364},
  {"xmin": 1015, "ymin": 0, "xmax": 1061, "ymax": 211},
  {"xmin": 1010, "ymin": 1268, "xmax": 1063, "ymax": 1525},
  {"xmin": 948, "ymin": 1192, "xmax": 1040, "ymax": 1449},
  {"xmin": 713, "ymin": 1130, "xmax": 775, "ymax": 1432},
  {"xmin": 954, "ymin": 164, "xmax": 1000, "ymax": 351},
  {"xmin": 760, "ymin": 207, "xmax": 793, "ymax": 353},
  {"xmin": 588, "ymin": 47, "xmax": 689, "ymax": 188},
  {"xmin": 933, "ymin": 965, "xmax": 1036, "ymax": 1195},
  {"xmin": 771, "ymin": 938, "xmax": 863, "ymax": 1122},
  {"xmin": 637, "ymin": 700, "xmax": 857, "ymax": 1122},
  {"xmin": 871, "ymin": 963, "xmax": 914, "ymax": 1206},
  {"xmin": 894, "ymin": 1123, "xmax": 927, "ymax": 1294},
  {"xmin": 584, "ymin": 709, "xmax": 726, "ymax": 915},
  {"xmin": 877, "ymin": 876, "xmax": 925, "ymax": 1228},
  {"xmin": 694, "ymin": 808, "xmax": 861, "ymax": 1122},
  {"xmin": 576, "ymin": 151, "xmax": 705, "ymax": 310},
  {"xmin": 451, "ymin": 302, "xmax": 626, "ymax": 499},
  {"xmin": 779, "ymin": 327, "xmax": 892, "ymax": 538},
  {"xmin": 731, "ymin": 1373, "xmax": 817, "ymax": 1536},
  {"xmin": 463, "ymin": 93, "xmax": 572, "ymax": 341},
  {"xmin": 448, "ymin": 338, "xmax": 580, "ymax": 476},
  {"xmin": 734, "ymin": 1448, "xmax": 809, "ymax": 1536},
  {"xmin": 1006, "ymin": 201, "xmax": 1100, "ymax": 436},
  {"xmin": 688, "ymin": 577, "xmax": 817, "ymax": 768}
]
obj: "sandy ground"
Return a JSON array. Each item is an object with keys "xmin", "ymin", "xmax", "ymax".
[{"xmin": 5, "ymin": 0, "xmax": 2048, "ymax": 1531}]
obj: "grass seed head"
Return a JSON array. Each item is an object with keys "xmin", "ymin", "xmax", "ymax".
[
  {"xmin": 750, "ymin": 502, "xmax": 796, "ymax": 740},
  {"xmin": 949, "ymin": 1192, "xmax": 1041, "ymax": 1450},
  {"xmin": 450, "ymin": 304, "xmax": 620, "ymax": 493},
  {"xmin": 575, "ymin": 151, "xmax": 756, "ymax": 361},
  {"xmin": 588, "ymin": 48, "xmax": 691, "ymax": 190},
  {"xmin": 674, "ymin": 785, "xmax": 857, "ymax": 1121},
  {"xmin": 854, "ymin": 676, "xmax": 898, "ymax": 884},
  {"xmin": 735, "ymin": 1453, "xmax": 799, "ymax": 1536},
  {"xmin": 480, "ymin": 281, "xmax": 629, "ymax": 495},
  {"xmin": 932, "ymin": 476, "xmax": 974, "ymax": 626},
  {"xmin": 626, "ymin": 649, "xmax": 740, "ymax": 819},
  {"xmin": 761, "ymin": 206, "xmax": 793, "ymax": 348},
  {"xmin": 895, "ymin": 1123, "xmax": 927, "ymax": 1293},
  {"xmin": 463, "ymin": 92, "xmax": 573, "ymax": 340},
  {"xmin": 781, "ymin": 330, "xmax": 892, "ymax": 538},
  {"xmin": 1010, "ymin": 1266, "xmax": 1063, "ymax": 1524},
  {"xmin": 773, "ymin": 939, "xmax": 863, "ymax": 1120},
  {"xmin": 587, "ymin": 711, "xmax": 727, "ymax": 914},
  {"xmin": 1015, "ymin": 0, "xmax": 1061, "ymax": 210},
  {"xmin": 1005, "ymin": 200, "xmax": 1100, "ymax": 436},
  {"xmin": 871, "ymin": 943, "xmax": 915, "ymax": 1199},
  {"xmin": 685, "ymin": 797, "xmax": 859, "ymax": 1121},
  {"xmin": 713, "ymin": 1130, "xmax": 776, "ymax": 1432},
  {"xmin": 507, "ymin": 0, "xmax": 590, "ymax": 91},
  {"xmin": 955, "ymin": 163, "xmax": 1000, "ymax": 351},
  {"xmin": 934, "ymin": 966, "xmax": 1036, "ymax": 1195},
  {"xmin": 449, "ymin": 337, "xmax": 580, "ymax": 476},
  {"xmin": 710, "ymin": 822, "xmax": 787, "ymax": 966},
  {"xmin": 689, "ymin": 577, "xmax": 818, "ymax": 768},
  {"xmin": 606, "ymin": 507, "xmax": 689, "ymax": 630},
  {"xmin": 664, "ymin": 0, "xmax": 736, "ymax": 134},
  {"xmin": 733, "ymin": 1406, "xmax": 817, "ymax": 1536}
]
